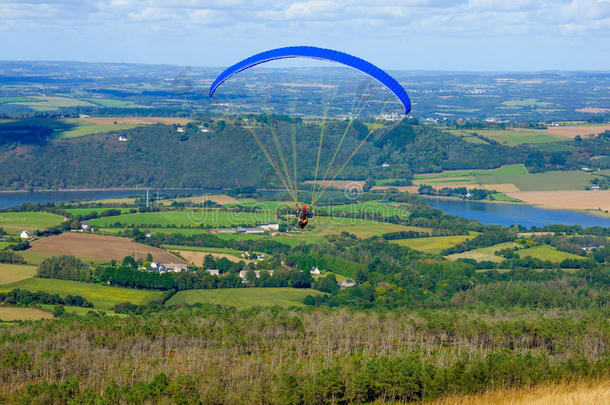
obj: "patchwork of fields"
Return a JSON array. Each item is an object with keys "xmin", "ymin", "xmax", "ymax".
[{"xmin": 0, "ymin": 212, "xmax": 65, "ymax": 234}]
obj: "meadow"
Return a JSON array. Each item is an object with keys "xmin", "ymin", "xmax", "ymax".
[
  {"xmin": 445, "ymin": 242, "xmax": 519, "ymax": 262},
  {"xmin": 89, "ymin": 210, "xmax": 276, "ymax": 228},
  {"xmin": 0, "ymin": 263, "xmax": 37, "ymax": 284},
  {"xmin": 391, "ymin": 234, "xmax": 473, "ymax": 254},
  {"xmin": 447, "ymin": 129, "xmax": 565, "ymax": 146},
  {"xmin": 517, "ymin": 245, "xmax": 584, "ymax": 262},
  {"xmin": 58, "ymin": 118, "xmax": 139, "ymax": 138},
  {"xmin": 166, "ymin": 287, "xmax": 320, "ymax": 309},
  {"xmin": 0, "ymin": 211, "xmax": 65, "ymax": 234},
  {"xmin": 0, "ymin": 278, "xmax": 163, "ymax": 310}
]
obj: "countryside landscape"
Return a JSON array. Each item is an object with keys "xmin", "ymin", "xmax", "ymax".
[{"xmin": 1, "ymin": 1, "xmax": 609, "ymax": 404}]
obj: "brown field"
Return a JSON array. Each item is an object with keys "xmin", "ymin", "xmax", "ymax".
[
  {"xmin": 80, "ymin": 117, "xmax": 192, "ymax": 125},
  {"xmin": 0, "ymin": 306, "xmax": 53, "ymax": 321},
  {"xmin": 428, "ymin": 378, "xmax": 609, "ymax": 405},
  {"xmin": 575, "ymin": 107, "xmax": 610, "ymax": 113},
  {"xmin": 176, "ymin": 250, "xmax": 253, "ymax": 266},
  {"xmin": 28, "ymin": 233, "xmax": 185, "ymax": 263},
  {"xmin": 370, "ymin": 185, "xmax": 419, "ymax": 193},
  {"xmin": 536, "ymin": 124, "xmax": 610, "ymax": 138},
  {"xmin": 507, "ymin": 190, "xmax": 610, "ymax": 212}
]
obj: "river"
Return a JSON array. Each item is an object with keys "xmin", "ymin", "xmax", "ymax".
[{"xmin": 426, "ymin": 197, "xmax": 610, "ymax": 228}]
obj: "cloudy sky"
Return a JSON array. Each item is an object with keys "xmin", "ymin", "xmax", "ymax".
[{"xmin": 1, "ymin": 0, "xmax": 609, "ymax": 70}]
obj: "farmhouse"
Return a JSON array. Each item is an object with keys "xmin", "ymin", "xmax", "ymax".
[
  {"xmin": 118, "ymin": 135, "xmax": 128, "ymax": 142},
  {"xmin": 259, "ymin": 222, "xmax": 280, "ymax": 231},
  {"xmin": 176, "ymin": 127, "xmax": 185, "ymax": 133},
  {"xmin": 150, "ymin": 262, "xmax": 188, "ymax": 272},
  {"xmin": 80, "ymin": 221, "xmax": 92, "ymax": 232},
  {"xmin": 238, "ymin": 227, "xmax": 265, "ymax": 234},
  {"xmin": 340, "ymin": 279, "xmax": 356, "ymax": 289},
  {"xmin": 310, "ymin": 267, "xmax": 321, "ymax": 275},
  {"xmin": 205, "ymin": 269, "xmax": 220, "ymax": 276},
  {"xmin": 20, "ymin": 230, "xmax": 30, "ymax": 239}
]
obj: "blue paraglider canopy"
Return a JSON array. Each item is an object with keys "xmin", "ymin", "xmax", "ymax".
[{"xmin": 208, "ymin": 46, "xmax": 411, "ymax": 114}]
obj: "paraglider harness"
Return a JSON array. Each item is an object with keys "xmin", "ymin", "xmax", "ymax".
[{"xmin": 296, "ymin": 205, "xmax": 314, "ymax": 229}]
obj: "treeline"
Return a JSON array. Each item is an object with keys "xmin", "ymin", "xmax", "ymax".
[
  {"xmin": 0, "ymin": 250, "xmax": 25, "ymax": 264},
  {"xmin": 0, "ymin": 288, "xmax": 93, "ymax": 308},
  {"xmin": 418, "ymin": 185, "xmax": 496, "ymax": 200},
  {"xmin": 38, "ymin": 256, "xmax": 92, "ymax": 282}
]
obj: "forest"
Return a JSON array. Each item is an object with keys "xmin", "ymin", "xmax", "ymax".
[{"xmin": 1, "ymin": 118, "xmax": 606, "ymax": 190}]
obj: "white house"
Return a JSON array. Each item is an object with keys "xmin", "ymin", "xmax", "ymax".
[
  {"xmin": 80, "ymin": 221, "xmax": 92, "ymax": 232},
  {"xmin": 238, "ymin": 227, "xmax": 265, "ymax": 234},
  {"xmin": 310, "ymin": 267, "xmax": 321, "ymax": 275},
  {"xmin": 259, "ymin": 222, "xmax": 280, "ymax": 232},
  {"xmin": 20, "ymin": 230, "xmax": 30, "ymax": 239},
  {"xmin": 163, "ymin": 263, "xmax": 188, "ymax": 272},
  {"xmin": 381, "ymin": 163, "xmax": 390, "ymax": 168},
  {"xmin": 176, "ymin": 127, "xmax": 185, "ymax": 133},
  {"xmin": 118, "ymin": 135, "xmax": 128, "ymax": 142},
  {"xmin": 205, "ymin": 269, "xmax": 220, "ymax": 276}
]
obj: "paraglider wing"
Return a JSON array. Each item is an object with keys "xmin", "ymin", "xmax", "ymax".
[{"xmin": 208, "ymin": 46, "xmax": 411, "ymax": 114}]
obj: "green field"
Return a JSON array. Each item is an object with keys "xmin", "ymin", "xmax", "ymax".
[
  {"xmin": 445, "ymin": 242, "xmax": 519, "ymax": 263},
  {"xmin": 0, "ymin": 278, "xmax": 163, "ymax": 310},
  {"xmin": 320, "ymin": 202, "xmax": 411, "ymax": 218},
  {"xmin": 18, "ymin": 251, "xmax": 108, "ymax": 266},
  {"xmin": 0, "ymin": 211, "xmax": 65, "ymax": 234},
  {"xmin": 447, "ymin": 129, "xmax": 563, "ymax": 146},
  {"xmin": 474, "ymin": 170, "xmax": 594, "ymax": 191},
  {"xmin": 166, "ymin": 287, "xmax": 321, "ymax": 309},
  {"xmin": 391, "ymin": 234, "xmax": 474, "ymax": 254},
  {"xmin": 414, "ymin": 164, "xmax": 527, "ymax": 180},
  {"xmin": 0, "ymin": 264, "xmax": 37, "ymax": 284},
  {"xmin": 517, "ymin": 245, "xmax": 584, "ymax": 262},
  {"xmin": 89, "ymin": 210, "xmax": 275, "ymax": 228},
  {"xmin": 9, "ymin": 96, "xmax": 96, "ymax": 111},
  {"xmin": 81, "ymin": 98, "xmax": 133, "ymax": 107},
  {"xmin": 58, "ymin": 118, "xmax": 139, "ymax": 138}
]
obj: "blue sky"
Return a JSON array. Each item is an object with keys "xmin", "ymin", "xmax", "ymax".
[{"xmin": 1, "ymin": 0, "xmax": 609, "ymax": 71}]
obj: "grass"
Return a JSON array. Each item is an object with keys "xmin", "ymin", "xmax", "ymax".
[
  {"xmin": 490, "ymin": 192, "xmax": 521, "ymax": 202},
  {"xmin": 0, "ymin": 211, "xmax": 65, "ymax": 234},
  {"xmin": 518, "ymin": 245, "xmax": 584, "ymax": 262},
  {"xmin": 427, "ymin": 378, "xmax": 609, "ymax": 405},
  {"xmin": 58, "ymin": 119, "xmax": 139, "ymax": 138},
  {"xmin": 89, "ymin": 210, "xmax": 275, "ymax": 228},
  {"xmin": 501, "ymin": 98, "xmax": 551, "ymax": 107},
  {"xmin": 391, "ymin": 234, "xmax": 474, "ymax": 254},
  {"xmin": 163, "ymin": 245, "xmax": 248, "ymax": 259},
  {"xmin": 64, "ymin": 208, "xmax": 132, "ymax": 216},
  {"xmin": 0, "ymin": 264, "xmax": 37, "ymax": 284},
  {"xmin": 319, "ymin": 202, "xmax": 411, "ymax": 217},
  {"xmin": 10, "ymin": 96, "xmax": 96, "ymax": 111},
  {"xmin": 474, "ymin": 170, "xmax": 594, "ymax": 191},
  {"xmin": 445, "ymin": 242, "xmax": 519, "ymax": 263},
  {"xmin": 0, "ymin": 306, "xmax": 52, "ymax": 321},
  {"xmin": 446, "ymin": 129, "xmax": 563, "ymax": 146},
  {"xmin": 0, "ymin": 278, "xmax": 164, "ymax": 310},
  {"xmin": 312, "ymin": 272, "xmax": 348, "ymax": 283},
  {"xmin": 414, "ymin": 164, "xmax": 527, "ymax": 180},
  {"xmin": 166, "ymin": 287, "xmax": 321, "ymax": 309}
]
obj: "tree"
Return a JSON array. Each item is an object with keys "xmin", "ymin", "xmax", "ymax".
[{"xmin": 203, "ymin": 254, "xmax": 216, "ymax": 269}]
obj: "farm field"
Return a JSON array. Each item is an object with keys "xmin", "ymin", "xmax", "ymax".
[
  {"xmin": 8, "ymin": 96, "xmax": 96, "ymax": 111},
  {"xmin": 446, "ymin": 129, "xmax": 564, "ymax": 145},
  {"xmin": 391, "ymin": 234, "xmax": 473, "ymax": 254},
  {"xmin": 0, "ymin": 306, "xmax": 53, "ymax": 321},
  {"xmin": 28, "ymin": 233, "xmax": 185, "ymax": 263},
  {"xmin": 78, "ymin": 116, "xmax": 192, "ymax": 125},
  {"xmin": 89, "ymin": 210, "xmax": 275, "ymax": 228},
  {"xmin": 173, "ymin": 249, "xmax": 254, "ymax": 265},
  {"xmin": 445, "ymin": 242, "xmax": 519, "ymax": 262},
  {"xmin": 541, "ymin": 124, "xmax": 610, "ymax": 138},
  {"xmin": 0, "ymin": 278, "xmax": 164, "ymax": 310},
  {"xmin": 506, "ymin": 190, "xmax": 610, "ymax": 212},
  {"xmin": 58, "ymin": 118, "xmax": 139, "ymax": 138},
  {"xmin": 518, "ymin": 245, "xmax": 584, "ymax": 262},
  {"xmin": 0, "ymin": 264, "xmax": 37, "ymax": 284},
  {"xmin": 0, "ymin": 211, "xmax": 65, "ymax": 234},
  {"xmin": 319, "ymin": 202, "xmax": 411, "ymax": 218},
  {"xmin": 166, "ymin": 287, "xmax": 320, "ymax": 309},
  {"xmin": 19, "ymin": 251, "xmax": 107, "ymax": 266},
  {"xmin": 168, "ymin": 194, "xmax": 241, "ymax": 205}
]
